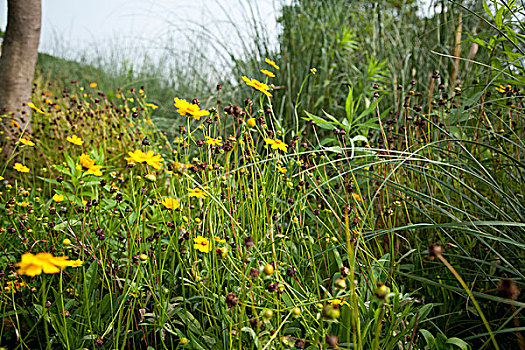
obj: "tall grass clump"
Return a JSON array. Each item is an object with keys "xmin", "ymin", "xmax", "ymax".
[
  {"xmin": 301, "ymin": 0, "xmax": 525, "ymax": 347},
  {"xmin": 256, "ymin": 0, "xmax": 494, "ymax": 129}
]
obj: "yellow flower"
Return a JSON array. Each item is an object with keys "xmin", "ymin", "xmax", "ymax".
[
  {"xmin": 85, "ymin": 165, "xmax": 103, "ymax": 176},
  {"xmin": 125, "ymin": 150, "xmax": 163, "ymax": 169},
  {"xmin": 162, "ymin": 197, "xmax": 180, "ymax": 210},
  {"xmin": 14, "ymin": 163, "xmax": 30, "ymax": 173},
  {"xmin": 0, "ymin": 176, "xmax": 4, "ymax": 181},
  {"xmin": 145, "ymin": 119, "xmax": 153, "ymax": 125},
  {"xmin": 141, "ymin": 151, "xmax": 163, "ymax": 169},
  {"xmin": 52, "ymin": 194, "xmax": 64, "ymax": 202},
  {"xmin": 63, "ymin": 238, "xmax": 71, "ymax": 246},
  {"xmin": 70, "ymin": 259, "xmax": 83, "ymax": 267},
  {"xmin": 17, "ymin": 201, "xmax": 30, "ymax": 207},
  {"xmin": 265, "ymin": 58, "xmax": 280, "ymax": 70},
  {"xmin": 328, "ymin": 298, "xmax": 351, "ymax": 307},
  {"xmin": 67, "ymin": 135, "xmax": 84, "ymax": 146},
  {"xmin": 19, "ymin": 138, "xmax": 35, "ymax": 146},
  {"xmin": 205, "ymin": 136, "xmax": 223, "ymax": 147},
  {"xmin": 352, "ymin": 193, "xmax": 362, "ymax": 201},
  {"xmin": 78, "ymin": 154, "xmax": 103, "ymax": 176},
  {"xmin": 126, "ymin": 149, "xmax": 145, "ymax": 163},
  {"xmin": 214, "ymin": 237, "xmax": 226, "ymax": 244},
  {"xmin": 173, "ymin": 97, "xmax": 210, "ymax": 120},
  {"xmin": 261, "ymin": 69, "xmax": 276, "ymax": 77},
  {"xmin": 10, "ymin": 119, "xmax": 20, "ymax": 129},
  {"xmin": 4, "ymin": 280, "xmax": 27, "ymax": 293},
  {"xmin": 276, "ymin": 165, "xmax": 287, "ymax": 174},
  {"xmin": 193, "ymin": 236, "xmax": 212, "ymax": 253},
  {"xmin": 247, "ymin": 118, "xmax": 256, "ymax": 128},
  {"xmin": 264, "ymin": 138, "xmax": 288, "ymax": 153},
  {"xmin": 15, "ymin": 253, "xmax": 81, "ymax": 276},
  {"xmin": 242, "ymin": 76, "xmax": 272, "ymax": 97},
  {"xmin": 145, "ymin": 102, "xmax": 159, "ymax": 110},
  {"xmin": 89, "ymin": 82, "xmax": 97, "ymax": 88},
  {"xmin": 27, "ymin": 102, "xmax": 45, "ymax": 114},
  {"xmin": 188, "ymin": 188, "xmax": 207, "ymax": 199},
  {"xmin": 495, "ymin": 84, "xmax": 511, "ymax": 93},
  {"xmin": 79, "ymin": 154, "xmax": 96, "ymax": 169}
]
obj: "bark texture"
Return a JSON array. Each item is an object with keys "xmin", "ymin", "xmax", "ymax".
[{"xmin": 0, "ymin": 0, "xmax": 41, "ymax": 156}]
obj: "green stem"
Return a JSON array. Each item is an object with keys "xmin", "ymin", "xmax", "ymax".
[
  {"xmin": 42, "ymin": 278, "xmax": 50, "ymax": 350},
  {"xmin": 59, "ymin": 271, "xmax": 70, "ymax": 350}
]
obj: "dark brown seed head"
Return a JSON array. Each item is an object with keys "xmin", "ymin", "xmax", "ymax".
[
  {"xmin": 232, "ymin": 105, "xmax": 243, "ymax": 117},
  {"xmin": 266, "ymin": 282, "xmax": 278, "ymax": 293},
  {"xmin": 224, "ymin": 104, "xmax": 234, "ymax": 115},
  {"xmin": 294, "ymin": 339, "xmax": 305, "ymax": 349},
  {"xmin": 498, "ymin": 279, "xmax": 520, "ymax": 300},
  {"xmin": 286, "ymin": 267, "xmax": 296, "ymax": 277},
  {"xmin": 326, "ymin": 334, "xmax": 339, "ymax": 347},
  {"xmin": 428, "ymin": 244, "xmax": 443, "ymax": 260},
  {"xmin": 244, "ymin": 236, "xmax": 254, "ymax": 249},
  {"xmin": 225, "ymin": 293, "xmax": 238, "ymax": 308}
]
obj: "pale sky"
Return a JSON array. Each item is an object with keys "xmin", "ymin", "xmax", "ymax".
[
  {"xmin": 0, "ymin": 0, "xmax": 439, "ymax": 70},
  {"xmin": 0, "ymin": 0, "xmax": 285, "ymax": 65}
]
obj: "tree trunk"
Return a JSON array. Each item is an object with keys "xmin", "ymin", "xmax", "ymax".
[{"xmin": 0, "ymin": 0, "xmax": 41, "ymax": 157}]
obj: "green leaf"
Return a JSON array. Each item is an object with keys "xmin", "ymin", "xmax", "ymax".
[
  {"xmin": 202, "ymin": 335, "xmax": 216, "ymax": 346},
  {"xmin": 345, "ymin": 86, "xmax": 353, "ymax": 124},
  {"xmin": 495, "ymin": 7, "xmax": 504, "ymax": 29},
  {"xmin": 356, "ymin": 120, "xmax": 380, "ymax": 130},
  {"xmin": 54, "ymin": 219, "xmax": 81, "ymax": 232},
  {"xmin": 446, "ymin": 337, "xmax": 470, "ymax": 350},
  {"xmin": 174, "ymin": 308, "xmax": 203, "ymax": 334},
  {"xmin": 302, "ymin": 111, "xmax": 338, "ymax": 130},
  {"xmin": 85, "ymin": 262, "xmax": 99, "ymax": 299},
  {"xmin": 482, "ymin": 0, "xmax": 493, "ymax": 19},
  {"xmin": 420, "ymin": 329, "xmax": 436, "ymax": 348},
  {"xmin": 355, "ymin": 97, "xmax": 380, "ymax": 123},
  {"xmin": 322, "ymin": 110, "xmax": 342, "ymax": 124}
]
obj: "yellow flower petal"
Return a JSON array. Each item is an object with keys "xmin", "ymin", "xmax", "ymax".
[{"xmin": 265, "ymin": 58, "xmax": 280, "ymax": 70}]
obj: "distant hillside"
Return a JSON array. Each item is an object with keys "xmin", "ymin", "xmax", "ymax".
[
  {"xmin": 35, "ymin": 52, "xmax": 184, "ymax": 132},
  {"xmin": 36, "ymin": 53, "xmax": 112, "ymax": 87}
]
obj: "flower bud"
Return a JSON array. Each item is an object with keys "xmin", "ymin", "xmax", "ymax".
[
  {"xmin": 263, "ymin": 264, "xmax": 274, "ymax": 275},
  {"xmin": 145, "ymin": 174, "xmax": 157, "ymax": 182}
]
